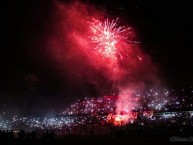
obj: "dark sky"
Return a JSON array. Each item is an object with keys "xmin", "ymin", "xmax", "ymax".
[{"xmin": 1, "ymin": 0, "xmax": 193, "ymax": 115}]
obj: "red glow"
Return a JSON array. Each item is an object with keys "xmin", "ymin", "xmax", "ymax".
[
  {"xmin": 47, "ymin": 1, "xmax": 156, "ymax": 83},
  {"xmin": 46, "ymin": 1, "xmax": 161, "ymax": 127},
  {"xmin": 107, "ymin": 112, "xmax": 138, "ymax": 126}
]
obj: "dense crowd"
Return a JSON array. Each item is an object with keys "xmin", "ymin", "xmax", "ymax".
[
  {"xmin": 62, "ymin": 87, "xmax": 193, "ymax": 115},
  {"xmin": 0, "ymin": 88, "xmax": 193, "ymax": 132}
]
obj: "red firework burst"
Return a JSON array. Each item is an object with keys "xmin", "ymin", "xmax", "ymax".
[{"xmin": 89, "ymin": 18, "xmax": 131, "ymax": 59}]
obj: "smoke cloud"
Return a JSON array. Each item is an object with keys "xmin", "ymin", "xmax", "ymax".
[{"xmin": 45, "ymin": 0, "xmax": 164, "ymax": 118}]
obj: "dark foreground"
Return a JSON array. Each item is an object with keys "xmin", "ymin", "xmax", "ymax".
[
  {"xmin": 1, "ymin": 133, "xmax": 193, "ymax": 145},
  {"xmin": 1, "ymin": 136, "xmax": 192, "ymax": 145},
  {"xmin": 1, "ymin": 125, "xmax": 193, "ymax": 145}
]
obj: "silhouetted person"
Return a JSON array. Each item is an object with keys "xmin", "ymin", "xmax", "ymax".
[
  {"xmin": 26, "ymin": 132, "xmax": 31, "ymax": 140},
  {"xmin": 1, "ymin": 130, "xmax": 6, "ymax": 140},
  {"xmin": 0, "ymin": 130, "xmax": 6, "ymax": 140},
  {"xmin": 43, "ymin": 130, "xmax": 55, "ymax": 141},
  {"xmin": 43, "ymin": 130, "xmax": 49, "ymax": 140},
  {"xmin": 7, "ymin": 130, "xmax": 14, "ymax": 140},
  {"xmin": 31, "ymin": 131, "xmax": 36, "ymax": 140},
  {"xmin": 18, "ymin": 130, "xmax": 26, "ymax": 140},
  {"xmin": 50, "ymin": 131, "xmax": 55, "ymax": 140}
]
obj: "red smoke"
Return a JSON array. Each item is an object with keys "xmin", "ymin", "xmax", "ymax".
[
  {"xmin": 46, "ymin": 0, "xmax": 163, "ymax": 123},
  {"xmin": 47, "ymin": 1, "xmax": 160, "ymax": 83}
]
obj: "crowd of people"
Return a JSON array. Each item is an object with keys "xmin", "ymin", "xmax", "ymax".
[
  {"xmin": 0, "ymin": 88, "xmax": 193, "ymax": 134},
  {"xmin": 62, "ymin": 87, "xmax": 193, "ymax": 116}
]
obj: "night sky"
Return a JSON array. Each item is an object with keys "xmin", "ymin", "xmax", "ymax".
[{"xmin": 1, "ymin": 0, "xmax": 193, "ymax": 116}]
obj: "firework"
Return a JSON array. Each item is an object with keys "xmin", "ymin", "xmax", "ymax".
[{"xmin": 89, "ymin": 18, "xmax": 131, "ymax": 59}]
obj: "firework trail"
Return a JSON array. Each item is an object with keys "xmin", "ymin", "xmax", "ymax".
[{"xmin": 89, "ymin": 18, "xmax": 135, "ymax": 94}]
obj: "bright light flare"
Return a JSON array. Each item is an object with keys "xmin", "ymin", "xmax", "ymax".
[{"xmin": 89, "ymin": 18, "xmax": 130, "ymax": 59}]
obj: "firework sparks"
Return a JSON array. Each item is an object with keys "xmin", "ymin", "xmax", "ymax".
[{"xmin": 89, "ymin": 18, "xmax": 131, "ymax": 59}]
